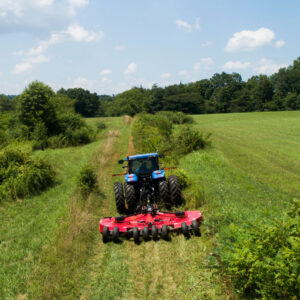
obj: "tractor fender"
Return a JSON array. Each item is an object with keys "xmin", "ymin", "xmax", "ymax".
[
  {"xmin": 125, "ymin": 173, "xmax": 138, "ymax": 183},
  {"xmin": 152, "ymin": 170, "xmax": 166, "ymax": 180}
]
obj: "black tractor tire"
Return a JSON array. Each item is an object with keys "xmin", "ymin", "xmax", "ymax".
[
  {"xmin": 124, "ymin": 183, "xmax": 137, "ymax": 213},
  {"xmin": 133, "ymin": 227, "xmax": 139, "ymax": 244},
  {"xmin": 159, "ymin": 180, "xmax": 170, "ymax": 207},
  {"xmin": 143, "ymin": 226, "xmax": 150, "ymax": 241},
  {"xmin": 112, "ymin": 227, "xmax": 119, "ymax": 243},
  {"xmin": 102, "ymin": 226, "xmax": 109, "ymax": 243},
  {"xmin": 161, "ymin": 225, "xmax": 168, "ymax": 240},
  {"xmin": 114, "ymin": 182, "xmax": 126, "ymax": 214},
  {"xmin": 168, "ymin": 175, "xmax": 182, "ymax": 206},
  {"xmin": 192, "ymin": 220, "xmax": 201, "ymax": 237},
  {"xmin": 152, "ymin": 225, "xmax": 159, "ymax": 241}
]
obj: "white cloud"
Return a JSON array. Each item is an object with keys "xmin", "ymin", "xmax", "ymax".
[
  {"xmin": 160, "ymin": 73, "xmax": 171, "ymax": 79},
  {"xmin": 100, "ymin": 69, "xmax": 112, "ymax": 76},
  {"xmin": 12, "ymin": 63, "xmax": 33, "ymax": 75},
  {"xmin": 253, "ymin": 58, "xmax": 287, "ymax": 75},
  {"xmin": 124, "ymin": 62, "xmax": 137, "ymax": 75},
  {"xmin": 12, "ymin": 23, "xmax": 103, "ymax": 74},
  {"xmin": 66, "ymin": 23, "xmax": 103, "ymax": 42},
  {"xmin": 201, "ymin": 41, "xmax": 212, "ymax": 47},
  {"xmin": 175, "ymin": 19, "xmax": 192, "ymax": 33},
  {"xmin": 275, "ymin": 40, "xmax": 285, "ymax": 48},
  {"xmin": 0, "ymin": 0, "xmax": 90, "ymax": 34},
  {"xmin": 193, "ymin": 57, "xmax": 214, "ymax": 72},
  {"xmin": 222, "ymin": 61, "xmax": 251, "ymax": 70},
  {"xmin": 176, "ymin": 18, "xmax": 201, "ymax": 33},
  {"xmin": 178, "ymin": 71, "xmax": 187, "ymax": 76},
  {"xmin": 67, "ymin": 0, "xmax": 89, "ymax": 8},
  {"xmin": 225, "ymin": 27, "xmax": 275, "ymax": 52}
]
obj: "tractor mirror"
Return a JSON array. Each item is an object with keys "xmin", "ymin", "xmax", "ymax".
[
  {"xmin": 118, "ymin": 159, "xmax": 124, "ymax": 164},
  {"xmin": 159, "ymin": 154, "xmax": 165, "ymax": 158}
]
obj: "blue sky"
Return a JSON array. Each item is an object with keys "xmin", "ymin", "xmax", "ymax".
[{"xmin": 0, "ymin": 0, "xmax": 299, "ymax": 95}]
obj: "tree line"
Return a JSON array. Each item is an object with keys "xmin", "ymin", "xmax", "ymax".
[{"xmin": 1, "ymin": 57, "xmax": 300, "ymax": 118}]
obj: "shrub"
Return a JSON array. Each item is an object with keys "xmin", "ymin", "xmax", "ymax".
[
  {"xmin": 173, "ymin": 126, "xmax": 211, "ymax": 156},
  {"xmin": 173, "ymin": 168, "xmax": 190, "ymax": 189},
  {"xmin": 96, "ymin": 121, "xmax": 107, "ymax": 131},
  {"xmin": 0, "ymin": 147, "xmax": 55, "ymax": 202},
  {"xmin": 157, "ymin": 111, "xmax": 194, "ymax": 124},
  {"xmin": 77, "ymin": 165, "xmax": 97, "ymax": 196},
  {"xmin": 220, "ymin": 198, "xmax": 300, "ymax": 299}
]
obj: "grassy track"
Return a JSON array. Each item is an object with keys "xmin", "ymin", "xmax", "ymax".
[{"xmin": 79, "ymin": 124, "xmax": 227, "ymax": 300}]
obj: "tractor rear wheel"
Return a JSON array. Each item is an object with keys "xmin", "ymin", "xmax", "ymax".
[
  {"xmin": 168, "ymin": 175, "xmax": 182, "ymax": 206},
  {"xmin": 124, "ymin": 183, "xmax": 137, "ymax": 213},
  {"xmin": 159, "ymin": 180, "xmax": 170, "ymax": 208},
  {"xmin": 114, "ymin": 182, "xmax": 126, "ymax": 214}
]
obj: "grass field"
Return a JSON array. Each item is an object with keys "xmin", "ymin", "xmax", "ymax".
[{"xmin": 0, "ymin": 111, "xmax": 299, "ymax": 299}]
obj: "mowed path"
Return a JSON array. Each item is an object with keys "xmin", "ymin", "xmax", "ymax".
[{"xmin": 79, "ymin": 121, "xmax": 228, "ymax": 300}]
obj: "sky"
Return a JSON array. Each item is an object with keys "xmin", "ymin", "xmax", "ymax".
[{"xmin": 0, "ymin": 0, "xmax": 299, "ymax": 95}]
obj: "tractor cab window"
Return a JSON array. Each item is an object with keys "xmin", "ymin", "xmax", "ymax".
[{"xmin": 129, "ymin": 158, "xmax": 158, "ymax": 174}]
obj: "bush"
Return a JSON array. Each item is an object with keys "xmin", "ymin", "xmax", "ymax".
[
  {"xmin": 157, "ymin": 111, "xmax": 194, "ymax": 124},
  {"xmin": 77, "ymin": 165, "xmax": 97, "ymax": 196},
  {"xmin": 173, "ymin": 168, "xmax": 190, "ymax": 189},
  {"xmin": 220, "ymin": 198, "xmax": 300, "ymax": 299},
  {"xmin": 0, "ymin": 147, "xmax": 55, "ymax": 202},
  {"xmin": 173, "ymin": 126, "xmax": 211, "ymax": 156},
  {"xmin": 96, "ymin": 121, "xmax": 107, "ymax": 131}
]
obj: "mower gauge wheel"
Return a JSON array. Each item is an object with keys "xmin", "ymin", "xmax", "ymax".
[
  {"xmin": 102, "ymin": 226, "xmax": 109, "ymax": 243},
  {"xmin": 133, "ymin": 227, "xmax": 139, "ymax": 244},
  {"xmin": 112, "ymin": 227, "xmax": 119, "ymax": 243},
  {"xmin": 152, "ymin": 225, "xmax": 159, "ymax": 241}
]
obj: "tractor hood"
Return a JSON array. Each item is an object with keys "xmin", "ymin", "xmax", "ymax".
[{"xmin": 125, "ymin": 153, "xmax": 158, "ymax": 161}]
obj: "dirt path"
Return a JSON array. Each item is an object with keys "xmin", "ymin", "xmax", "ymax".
[{"xmin": 79, "ymin": 121, "xmax": 228, "ymax": 300}]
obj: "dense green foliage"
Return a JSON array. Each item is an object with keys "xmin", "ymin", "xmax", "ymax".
[
  {"xmin": 132, "ymin": 112, "xmax": 210, "ymax": 159},
  {"xmin": 77, "ymin": 165, "xmax": 98, "ymax": 196},
  {"xmin": 222, "ymin": 199, "xmax": 299, "ymax": 299},
  {"xmin": 0, "ymin": 81, "xmax": 96, "ymax": 151},
  {"xmin": 0, "ymin": 146, "xmax": 55, "ymax": 202}
]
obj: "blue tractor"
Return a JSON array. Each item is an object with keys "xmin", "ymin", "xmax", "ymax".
[{"xmin": 114, "ymin": 152, "xmax": 182, "ymax": 214}]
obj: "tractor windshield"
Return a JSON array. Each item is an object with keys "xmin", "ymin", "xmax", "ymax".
[{"xmin": 129, "ymin": 157, "xmax": 159, "ymax": 174}]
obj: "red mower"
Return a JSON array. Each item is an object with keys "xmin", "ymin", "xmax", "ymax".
[
  {"xmin": 99, "ymin": 204, "xmax": 202, "ymax": 243},
  {"xmin": 99, "ymin": 152, "xmax": 203, "ymax": 243}
]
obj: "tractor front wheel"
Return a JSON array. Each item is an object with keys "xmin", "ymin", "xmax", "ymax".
[{"xmin": 114, "ymin": 182, "xmax": 126, "ymax": 214}]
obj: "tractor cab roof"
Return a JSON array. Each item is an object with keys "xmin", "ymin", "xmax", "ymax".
[{"xmin": 125, "ymin": 153, "xmax": 158, "ymax": 161}]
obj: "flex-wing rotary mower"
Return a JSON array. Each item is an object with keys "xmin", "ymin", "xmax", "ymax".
[{"xmin": 99, "ymin": 152, "xmax": 202, "ymax": 243}]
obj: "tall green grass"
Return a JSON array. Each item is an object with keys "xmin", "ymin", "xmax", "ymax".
[
  {"xmin": 180, "ymin": 111, "xmax": 300, "ymax": 298},
  {"xmin": 0, "ymin": 117, "xmax": 115, "ymax": 299}
]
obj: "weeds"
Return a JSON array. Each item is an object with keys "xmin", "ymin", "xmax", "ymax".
[
  {"xmin": 0, "ymin": 146, "xmax": 55, "ymax": 202},
  {"xmin": 77, "ymin": 165, "xmax": 98, "ymax": 197}
]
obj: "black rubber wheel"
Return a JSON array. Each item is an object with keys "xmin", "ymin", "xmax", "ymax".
[
  {"xmin": 181, "ymin": 222, "xmax": 189, "ymax": 237},
  {"xmin": 152, "ymin": 225, "xmax": 159, "ymax": 241},
  {"xmin": 192, "ymin": 220, "xmax": 201, "ymax": 236},
  {"xmin": 112, "ymin": 227, "xmax": 119, "ymax": 243},
  {"xmin": 143, "ymin": 226, "xmax": 150, "ymax": 241},
  {"xmin": 161, "ymin": 225, "xmax": 168, "ymax": 240},
  {"xmin": 125, "ymin": 183, "xmax": 137, "ymax": 213},
  {"xmin": 159, "ymin": 180, "xmax": 170, "ymax": 207},
  {"xmin": 102, "ymin": 226, "xmax": 109, "ymax": 243},
  {"xmin": 114, "ymin": 182, "xmax": 126, "ymax": 214},
  {"xmin": 133, "ymin": 227, "xmax": 139, "ymax": 244},
  {"xmin": 168, "ymin": 175, "xmax": 182, "ymax": 206}
]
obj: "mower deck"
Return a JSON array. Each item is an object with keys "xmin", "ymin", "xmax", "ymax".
[{"xmin": 99, "ymin": 209, "xmax": 202, "ymax": 243}]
